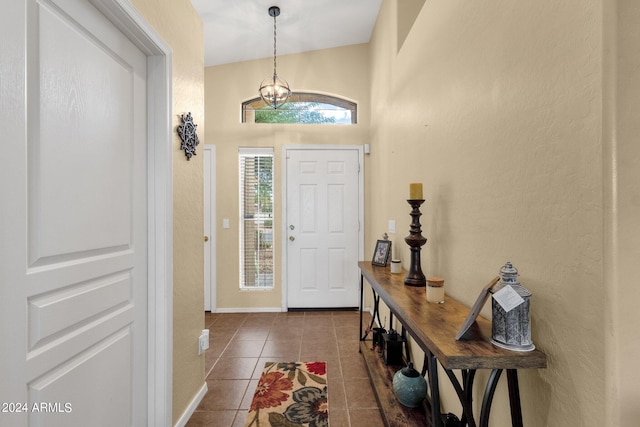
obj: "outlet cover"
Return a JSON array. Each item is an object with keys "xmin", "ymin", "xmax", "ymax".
[{"xmin": 198, "ymin": 329, "xmax": 210, "ymax": 355}]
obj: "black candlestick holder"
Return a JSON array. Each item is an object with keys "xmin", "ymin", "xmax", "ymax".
[{"xmin": 404, "ymin": 199, "xmax": 427, "ymax": 286}]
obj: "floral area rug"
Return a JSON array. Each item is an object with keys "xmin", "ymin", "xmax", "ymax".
[{"xmin": 244, "ymin": 361, "xmax": 328, "ymax": 427}]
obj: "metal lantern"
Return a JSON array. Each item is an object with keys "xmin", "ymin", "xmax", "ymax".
[
  {"xmin": 491, "ymin": 262, "xmax": 535, "ymax": 352},
  {"xmin": 382, "ymin": 330, "xmax": 405, "ymax": 365}
]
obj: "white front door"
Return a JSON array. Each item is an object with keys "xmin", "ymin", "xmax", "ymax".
[
  {"xmin": 0, "ymin": 0, "xmax": 148, "ymax": 425},
  {"xmin": 285, "ymin": 147, "xmax": 363, "ymax": 308}
]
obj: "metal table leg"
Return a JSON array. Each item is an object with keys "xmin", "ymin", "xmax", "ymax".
[
  {"xmin": 461, "ymin": 369, "xmax": 477, "ymax": 427},
  {"xmin": 359, "ymin": 273, "xmax": 364, "ymax": 349},
  {"xmin": 427, "ymin": 350, "xmax": 444, "ymax": 427},
  {"xmin": 360, "ymin": 278, "xmax": 384, "ymax": 352},
  {"xmin": 444, "ymin": 368, "xmax": 476, "ymax": 427},
  {"xmin": 479, "ymin": 369, "xmax": 503, "ymax": 427},
  {"xmin": 507, "ymin": 369, "xmax": 523, "ymax": 427}
]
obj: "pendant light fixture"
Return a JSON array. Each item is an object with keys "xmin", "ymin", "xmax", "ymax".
[{"xmin": 259, "ymin": 6, "xmax": 291, "ymax": 109}]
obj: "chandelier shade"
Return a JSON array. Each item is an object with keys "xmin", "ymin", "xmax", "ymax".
[{"xmin": 259, "ymin": 6, "xmax": 291, "ymax": 109}]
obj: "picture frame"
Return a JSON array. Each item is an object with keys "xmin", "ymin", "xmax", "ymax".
[
  {"xmin": 455, "ymin": 276, "xmax": 500, "ymax": 340},
  {"xmin": 372, "ymin": 240, "xmax": 392, "ymax": 267}
]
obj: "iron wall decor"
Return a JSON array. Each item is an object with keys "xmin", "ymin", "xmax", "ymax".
[{"xmin": 177, "ymin": 112, "xmax": 199, "ymax": 160}]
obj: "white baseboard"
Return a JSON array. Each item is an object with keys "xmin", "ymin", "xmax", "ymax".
[
  {"xmin": 214, "ymin": 307, "xmax": 284, "ymax": 313},
  {"xmin": 173, "ymin": 382, "xmax": 207, "ymax": 427}
]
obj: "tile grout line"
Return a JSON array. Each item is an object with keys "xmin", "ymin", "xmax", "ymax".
[
  {"xmin": 189, "ymin": 312, "xmax": 382, "ymax": 427},
  {"xmin": 204, "ymin": 324, "xmax": 243, "ymax": 379}
]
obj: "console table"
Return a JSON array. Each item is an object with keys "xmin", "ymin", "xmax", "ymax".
[{"xmin": 358, "ymin": 261, "xmax": 547, "ymax": 427}]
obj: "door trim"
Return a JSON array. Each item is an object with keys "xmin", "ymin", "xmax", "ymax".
[
  {"xmin": 90, "ymin": 1, "xmax": 173, "ymax": 424},
  {"xmin": 204, "ymin": 145, "xmax": 217, "ymax": 312},
  {"xmin": 281, "ymin": 145, "xmax": 364, "ymax": 311}
]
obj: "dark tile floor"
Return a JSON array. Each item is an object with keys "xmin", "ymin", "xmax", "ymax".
[{"xmin": 185, "ymin": 311, "xmax": 385, "ymax": 427}]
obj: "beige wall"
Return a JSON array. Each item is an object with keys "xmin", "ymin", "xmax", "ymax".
[
  {"xmin": 366, "ymin": 0, "xmax": 616, "ymax": 425},
  {"xmin": 129, "ymin": 0, "xmax": 205, "ymax": 424},
  {"xmin": 123, "ymin": 0, "xmax": 639, "ymax": 424},
  {"xmin": 204, "ymin": 44, "xmax": 370, "ymax": 310}
]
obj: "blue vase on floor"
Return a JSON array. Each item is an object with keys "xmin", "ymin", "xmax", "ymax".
[{"xmin": 392, "ymin": 362, "xmax": 427, "ymax": 408}]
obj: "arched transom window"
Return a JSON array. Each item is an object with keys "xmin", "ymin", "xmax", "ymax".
[{"xmin": 242, "ymin": 93, "xmax": 357, "ymax": 124}]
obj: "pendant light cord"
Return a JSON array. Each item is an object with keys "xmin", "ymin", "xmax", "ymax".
[
  {"xmin": 259, "ymin": 6, "xmax": 290, "ymax": 108},
  {"xmin": 272, "ymin": 12, "xmax": 277, "ymax": 79}
]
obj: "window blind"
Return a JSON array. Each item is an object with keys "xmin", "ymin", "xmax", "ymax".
[{"xmin": 239, "ymin": 148, "xmax": 274, "ymax": 288}]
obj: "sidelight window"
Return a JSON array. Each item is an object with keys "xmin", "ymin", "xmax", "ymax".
[{"xmin": 239, "ymin": 148, "xmax": 274, "ymax": 289}]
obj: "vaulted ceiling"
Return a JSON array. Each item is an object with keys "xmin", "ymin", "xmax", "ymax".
[{"xmin": 190, "ymin": 0, "xmax": 383, "ymax": 67}]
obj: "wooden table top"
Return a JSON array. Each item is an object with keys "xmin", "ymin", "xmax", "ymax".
[{"xmin": 359, "ymin": 261, "xmax": 547, "ymax": 370}]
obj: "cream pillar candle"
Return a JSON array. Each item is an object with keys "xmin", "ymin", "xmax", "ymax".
[
  {"xmin": 390, "ymin": 242, "xmax": 401, "ymax": 273},
  {"xmin": 390, "ymin": 260, "xmax": 402, "ymax": 274},
  {"xmin": 409, "ymin": 183, "xmax": 423, "ymax": 200},
  {"xmin": 426, "ymin": 277, "xmax": 445, "ymax": 303}
]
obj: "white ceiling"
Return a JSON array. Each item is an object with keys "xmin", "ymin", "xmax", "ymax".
[{"xmin": 190, "ymin": 0, "xmax": 383, "ymax": 67}]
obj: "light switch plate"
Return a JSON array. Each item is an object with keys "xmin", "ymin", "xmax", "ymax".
[
  {"xmin": 388, "ymin": 220, "xmax": 396, "ymax": 234},
  {"xmin": 223, "ymin": 218, "xmax": 230, "ymax": 229}
]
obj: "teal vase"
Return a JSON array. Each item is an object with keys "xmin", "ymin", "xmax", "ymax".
[{"xmin": 392, "ymin": 362, "xmax": 427, "ymax": 408}]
